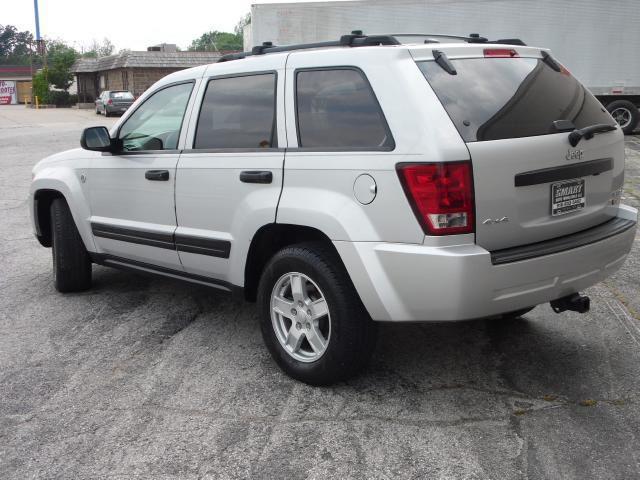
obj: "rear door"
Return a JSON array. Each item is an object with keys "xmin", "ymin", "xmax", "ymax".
[
  {"xmin": 175, "ymin": 59, "xmax": 286, "ymax": 284},
  {"xmin": 415, "ymin": 48, "xmax": 624, "ymax": 250}
]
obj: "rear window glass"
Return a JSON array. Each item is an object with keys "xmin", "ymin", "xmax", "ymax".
[
  {"xmin": 111, "ymin": 91, "xmax": 133, "ymax": 100},
  {"xmin": 418, "ymin": 57, "xmax": 612, "ymax": 142}
]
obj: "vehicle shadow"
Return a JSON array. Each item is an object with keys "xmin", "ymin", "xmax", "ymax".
[
  {"xmin": 87, "ymin": 265, "xmax": 609, "ymax": 405},
  {"xmin": 367, "ymin": 317, "xmax": 600, "ymax": 399}
]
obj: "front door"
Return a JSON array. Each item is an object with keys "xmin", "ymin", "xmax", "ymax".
[
  {"xmin": 88, "ymin": 81, "xmax": 195, "ymax": 270},
  {"xmin": 175, "ymin": 60, "xmax": 286, "ymax": 285}
]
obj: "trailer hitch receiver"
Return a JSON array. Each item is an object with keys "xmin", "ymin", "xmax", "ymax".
[{"xmin": 550, "ymin": 293, "xmax": 591, "ymax": 314}]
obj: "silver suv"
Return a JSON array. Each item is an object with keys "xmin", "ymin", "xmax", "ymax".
[{"xmin": 30, "ymin": 33, "xmax": 638, "ymax": 384}]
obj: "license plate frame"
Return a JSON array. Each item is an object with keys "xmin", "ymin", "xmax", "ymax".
[{"xmin": 551, "ymin": 178, "xmax": 586, "ymax": 216}]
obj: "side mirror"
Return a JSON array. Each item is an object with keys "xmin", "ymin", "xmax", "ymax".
[{"xmin": 80, "ymin": 126, "xmax": 113, "ymax": 152}]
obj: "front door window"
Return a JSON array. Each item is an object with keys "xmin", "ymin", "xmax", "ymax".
[{"xmin": 118, "ymin": 82, "xmax": 193, "ymax": 151}]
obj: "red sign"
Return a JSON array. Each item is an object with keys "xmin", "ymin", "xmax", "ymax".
[{"xmin": 0, "ymin": 80, "xmax": 17, "ymax": 105}]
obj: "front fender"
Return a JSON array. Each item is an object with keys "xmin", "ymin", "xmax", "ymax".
[{"xmin": 30, "ymin": 167, "xmax": 96, "ymax": 252}]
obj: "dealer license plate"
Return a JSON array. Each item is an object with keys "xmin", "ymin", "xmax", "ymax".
[{"xmin": 551, "ymin": 179, "xmax": 585, "ymax": 216}]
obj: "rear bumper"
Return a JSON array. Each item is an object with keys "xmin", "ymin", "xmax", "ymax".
[
  {"xmin": 105, "ymin": 104, "xmax": 131, "ymax": 114},
  {"xmin": 335, "ymin": 205, "xmax": 637, "ymax": 322}
]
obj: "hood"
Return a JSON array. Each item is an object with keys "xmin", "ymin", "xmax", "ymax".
[{"xmin": 32, "ymin": 148, "xmax": 96, "ymax": 174}]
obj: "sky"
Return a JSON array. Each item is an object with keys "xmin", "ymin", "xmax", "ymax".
[{"xmin": 4, "ymin": 0, "xmax": 352, "ymax": 52}]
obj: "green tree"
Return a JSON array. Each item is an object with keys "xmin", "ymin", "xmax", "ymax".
[
  {"xmin": 83, "ymin": 38, "xmax": 115, "ymax": 58},
  {"xmin": 234, "ymin": 13, "xmax": 251, "ymax": 36},
  {"xmin": 188, "ymin": 31, "xmax": 242, "ymax": 52},
  {"xmin": 32, "ymin": 68, "xmax": 50, "ymax": 103},
  {"xmin": 47, "ymin": 41, "xmax": 78, "ymax": 91},
  {"xmin": 0, "ymin": 24, "xmax": 35, "ymax": 65}
]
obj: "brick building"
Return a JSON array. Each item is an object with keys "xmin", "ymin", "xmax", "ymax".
[{"xmin": 71, "ymin": 45, "xmax": 221, "ymax": 103}]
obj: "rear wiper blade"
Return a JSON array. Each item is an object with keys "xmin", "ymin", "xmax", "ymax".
[
  {"xmin": 432, "ymin": 50, "xmax": 457, "ymax": 75},
  {"xmin": 568, "ymin": 124, "xmax": 617, "ymax": 147}
]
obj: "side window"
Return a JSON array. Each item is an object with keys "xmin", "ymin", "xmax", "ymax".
[
  {"xmin": 118, "ymin": 82, "xmax": 193, "ymax": 151},
  {"xmin": 295, "ymin": 68, "xmax": 393, "ymax": 150},
  {"xmin": 194, "ymin": 73, "xmax": 277, "ymax": 149}
]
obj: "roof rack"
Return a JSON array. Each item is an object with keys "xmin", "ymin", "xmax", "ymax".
[
  {"xmin": 390, "ymin": 33, "xmax": 526, "ymax": 46},
  {"xmin": 217, "ymin": 31, "xmax": 526, "ymax": 63},
  {"xmin": 218, "ymin": 31, "xmax": 400, "ymax": 62}
]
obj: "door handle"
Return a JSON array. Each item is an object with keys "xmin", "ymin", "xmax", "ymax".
[
  {"xmin": 239, "ymin": 170, "xmax": 273, "ymax": 184},
  {"xmin": 145, "ymin": 170, "xmax": 170, "ymax": 181}
]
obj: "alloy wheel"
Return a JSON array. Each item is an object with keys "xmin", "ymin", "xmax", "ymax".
[{"xmin": 270, "ymin": 272, "xmax": 331, "ymax": 363}]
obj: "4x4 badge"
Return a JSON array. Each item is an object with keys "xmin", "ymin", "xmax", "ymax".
[
  {"xmin": 482, "ymin": 217, "xmax": 509, "ymax": 225},
  {"xmin": 566, "ymin": 149, "xmax": 584, "ymax": 161}
]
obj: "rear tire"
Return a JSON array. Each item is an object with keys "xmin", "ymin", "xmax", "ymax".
[
  {"xmin": 257, "ymin": 242, "xmax": 377, "ymax": 385},
  {"xmin": 606, "ymin": 100, "xmax": 639, "ymax": 135},
  {"xmin": 51, "ymin": 198, "xmax": 92, "ymax": 292}
]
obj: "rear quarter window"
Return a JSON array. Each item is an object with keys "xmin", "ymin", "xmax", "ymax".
[
  {"xmin": 418, "ymin": 57, "xmax": 612, "ymax": 142},
  {"xmin": 295, "ymin": 68, "xmax": 394, "ymax": 150}
]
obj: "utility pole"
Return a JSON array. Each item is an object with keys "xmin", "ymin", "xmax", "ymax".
[
  {"xmin": 33, "ymin": 0, "xmax": 46, "ymax": 68},
  {"xmin": 32, "ymin": 0, "xmax": 47, "ymax": 106},
  {"xmin": 34, "ymin": 0, "xmax": 41, "ymax": 41}
]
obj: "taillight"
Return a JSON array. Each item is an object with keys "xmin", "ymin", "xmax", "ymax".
[
  {"xmin": 397, "ymin": 162, "xmax": 475, "ymax": 236},
  {"xmin": 107, "ymin": 99, "xmax": 113, "ymax": 105},
  {"xmin": 484, "ymin": 48, "xmax": 519, "ymax": 58}
]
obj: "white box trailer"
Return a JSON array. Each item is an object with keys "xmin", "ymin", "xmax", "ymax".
[{"xmin": 249, "ymin": 0, "xmax": 640, "ymax": 132}]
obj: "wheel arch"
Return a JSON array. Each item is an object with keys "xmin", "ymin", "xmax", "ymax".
[
  {"xmin": 243, "ymin": 223, "xmax": 341, "ymax": 302},
  {"xmin": 31, "ymin": 178, "xmax": 95, "ymax": 252},
  {"xmin": 33, "ymin": 189, "xmax": 66, "ymax": 247},
  {"xmin": 596, "ymin": 95, "xmax": 640, "ymax": 109}
]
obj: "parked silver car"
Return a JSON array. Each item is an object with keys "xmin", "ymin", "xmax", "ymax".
[{"xmin": 95, "ymin": 90, "xmax": 134, "ymax": 117}]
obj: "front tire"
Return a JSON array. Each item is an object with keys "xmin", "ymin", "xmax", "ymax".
[
  {"xmin": 51, "ymin": 198, "xmax": 92, "ymax": 292},
  {"xmin": 607, "ymin": 99, "xmax": 639, "ymax": 135},
  {"xmin": 257, "ymin": 243, "xmax": 377, "ymax": 385}
]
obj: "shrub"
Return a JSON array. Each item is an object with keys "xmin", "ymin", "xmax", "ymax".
[
  {"xmin": 47, "ymin": 90, "xmax": 71, "ymax": 106},
  {"xmin": 32, "ymin": 69, "xmax": 50, "ymax": 104}
]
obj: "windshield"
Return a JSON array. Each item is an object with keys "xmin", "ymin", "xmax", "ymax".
[
  {"xmin": 110, "ymin": 91, "xmax": 134, "ymax": 100},
  {"xmin": 418, "ymin": 57, "xmax": 612, "ymax": 142}
]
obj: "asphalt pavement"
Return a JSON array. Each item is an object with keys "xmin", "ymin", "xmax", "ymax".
[{"xmin": 1, "ymin": 105, "xmax": 639, "ymax": 479}]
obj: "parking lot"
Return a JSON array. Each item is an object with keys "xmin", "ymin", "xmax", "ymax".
[{"xmin": 1, "ymin": 105, "xmax": 639, "ymax": 479}]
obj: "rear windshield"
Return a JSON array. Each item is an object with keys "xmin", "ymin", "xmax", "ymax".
[
  {"xmin": 110, "ymin": 91, "xmax": 134, "ymax": 100},
  {"xmin": 418, "ymin": 57, "xmax": 611, "ymax": 142}
]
